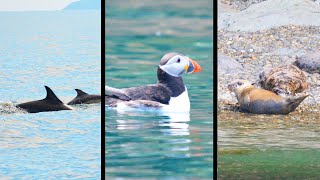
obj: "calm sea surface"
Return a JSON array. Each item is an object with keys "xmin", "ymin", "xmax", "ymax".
[
  {"xmin": 218, "ymin": 110, "xmax": 320, "ymax": 179},
  {"xmin": 0, "ymin": 11, "xmax": 101, "ymax": 179},
  {"xmin": 106, "ymin": 0, "xmax": 213, "ymax": 179}
]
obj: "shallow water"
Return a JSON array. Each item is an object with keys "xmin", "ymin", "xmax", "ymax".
[
  {"xmin": 218, "ymin": 111, "xmax": 320, "ymax": 179},
  {"xmin": 0, "ymin": 11, "xmax": 101, "ymax": 179},
  {"xmin": 106, "ymin": 0, "xmax": 213, "ymax": 179}
]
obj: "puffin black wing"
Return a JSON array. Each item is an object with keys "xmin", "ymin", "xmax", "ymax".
[
  {"xmin": 124, "ymin": 84, "xmax": 171, "ymax": 104},
  {"xmin": 105, "ymin": 86, "xmax": 131, "ymax": 101},
  {"xmin": 105, "ymin": 84, "xmax": 171, "ymax": 106}
]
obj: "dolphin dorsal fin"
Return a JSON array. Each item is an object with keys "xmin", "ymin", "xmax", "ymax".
[
  {"xmin": 44, "ymin": 86, "xmax": 64, "ymax": 104},
  {"xmin": 75, "ymin": 89, "xmax": 88, "ymax": 97}
]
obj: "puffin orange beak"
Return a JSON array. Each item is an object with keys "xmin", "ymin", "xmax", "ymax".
[{"xmin": 186, "ymin": 58, "xmax": 202, "ymax": 74}]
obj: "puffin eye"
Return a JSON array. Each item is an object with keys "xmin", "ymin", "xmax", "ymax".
[
  {"xmin": 177, "ymin": 58, "xmax": 180, "ymax": 63},
  {"xmin": 237, "ymin": 82, "xmax": 243, "ymax": 86}
]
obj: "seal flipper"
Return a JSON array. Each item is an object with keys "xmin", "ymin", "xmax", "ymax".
[
  {"xmin": 75, "ymin": 89, "xmax": 88, "ymax": 97},
  {"xmin": 44, "ymin": 86, "xmax": 64, "ymax": 104},
  {"xmin": 286, "ymin": 94, "xmax": 308, "ymax": 113}
]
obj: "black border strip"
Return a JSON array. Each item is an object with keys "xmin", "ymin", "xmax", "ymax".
[
  {"xmin": 101, "ymin": 0, "xmax": 106, "ymax": 179},
  {"xmin": 213, "ymin": 0, "xmax": 218, "ymax": 179}
]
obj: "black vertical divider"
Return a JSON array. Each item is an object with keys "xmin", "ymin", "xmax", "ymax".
[
  {"xmin": 213, "ymin": 0, "xmax": 218, "ymax": 179},
  {"xmin": 101, "ymin": 0, "xmax": 106, "ymax": 178}
]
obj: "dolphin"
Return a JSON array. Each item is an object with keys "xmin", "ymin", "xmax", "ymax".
[
  {"xmin": 67, "ymin": 89, "xmax": 101, "ymax": 105},
  {"xmin": 16, "ymin": 86, "xmax": 73, "ymax": 113}
]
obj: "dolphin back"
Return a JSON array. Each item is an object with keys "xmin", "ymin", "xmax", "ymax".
[
  {"xmin": 67, "ymin": 89, "xmax": 101, "ymax": 105},
  {"xmin": 16, "ymin": 86, "xmax": 72, "ymax": 113}
]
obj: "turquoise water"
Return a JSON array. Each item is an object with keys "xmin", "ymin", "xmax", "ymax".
[
  {"xmin": 0, "ymin": 11, "xmax": 101, "ymax": 179},
  {"xmin": 106, "ymin": 1, "xmax": 213, "ymax": 179}
]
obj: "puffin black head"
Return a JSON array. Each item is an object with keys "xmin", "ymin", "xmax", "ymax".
[{"xmin": 159, "ymin": 52, "xmax": 202, "ymax": 77}]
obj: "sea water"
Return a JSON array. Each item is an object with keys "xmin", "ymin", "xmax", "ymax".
[
  {"xmin": 105, "ymin": 1, "xmax": 213, "ymax": 179},
  {"xmin": 0, "ymin": 10, "xmax": 101, "ymax": 179}
]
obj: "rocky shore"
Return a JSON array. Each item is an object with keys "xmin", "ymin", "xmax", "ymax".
[
  {"xmin": 220, "ymin": 0, "xmax": 320, "ymax": 11},
  {"xmin": 218, "ymin": 0, "xmax": 320, "ymax": 112}
]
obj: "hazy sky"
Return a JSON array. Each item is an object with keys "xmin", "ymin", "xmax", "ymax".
[{"xmin": 0, "ymin": 0, "xmax": 79, "ymax": 11}]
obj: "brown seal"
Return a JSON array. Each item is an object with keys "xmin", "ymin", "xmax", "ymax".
[
  {"xmin": 259, "ymin": 65, "xmax": 308, "ymax": 96},
  {"xmin": 228, "ymin": 79, "xmax": 308, "ymax": 115}
]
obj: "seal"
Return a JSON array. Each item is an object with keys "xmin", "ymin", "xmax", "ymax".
[
  {"xmin": 259, "ymin": 65, "xmax": 308, "ymax": 96},
  {"xmin": 228, "ymin": 79, "xmax": 308, "ymax": 115}
]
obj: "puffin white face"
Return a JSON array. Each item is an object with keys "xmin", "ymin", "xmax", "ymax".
[{"xmin": 159, "ymin": 55, "xmax": 202, "ymax": 77}]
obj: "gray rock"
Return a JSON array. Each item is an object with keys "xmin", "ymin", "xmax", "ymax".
[
  {"xmin": 218, "ymin": 0, "xmax": 320, "ymax": 31},
  {"xmin": 294, "ymin": 51, "xmax": 320, "ymax": 73},
  {"xmin": 272, "ymin": 48, "xmax": 305, "ymax": 57},
  {"xmin": 218, "ymin": 54, "xmax": 244, "ymax": 74}
]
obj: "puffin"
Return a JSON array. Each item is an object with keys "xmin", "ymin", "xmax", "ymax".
[{"xmin": 105, "ymin": 52, "xmax": 202, "ymax": 112}]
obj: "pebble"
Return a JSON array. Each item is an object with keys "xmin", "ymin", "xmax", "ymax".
[
  {"xmin": 218, "ymin": 0, "xmax": 320, "ymax": 112},
  {"xmin": 226, "ymin": 40, "xmax": 233, "ymax": 45},
  {"xmin": 219, "ymin": 25, "xmax": 320, "ymax": 111}
]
